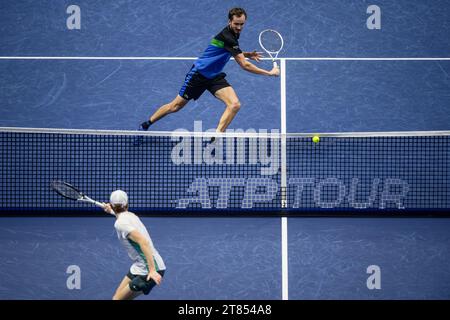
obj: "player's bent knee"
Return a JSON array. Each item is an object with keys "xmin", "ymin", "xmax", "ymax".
[
  {"xmin": 229, "ymin": 101, "xmax": 241, "ymax": 113},
  {"xmin": 169, "ymin": 104, "xmax": 180, "ymax": 112}
]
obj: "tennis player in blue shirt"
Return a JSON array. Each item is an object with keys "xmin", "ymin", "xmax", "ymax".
[{"xmin": 139, "ymin": 7, "xmax": 280, "ymax": 134}]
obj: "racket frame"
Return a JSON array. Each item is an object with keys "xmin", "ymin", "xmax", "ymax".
[
  {"xmin": 258, "ymin": 29, "xmax": 284, "ymax": 68},
  {"xmin": 51, "ymin": 180, "xmax": 105, "ymax": 208}
]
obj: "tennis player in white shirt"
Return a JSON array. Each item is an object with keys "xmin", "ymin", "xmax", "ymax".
[{"xmin": 104, "ymin": 190, "xmax": 166, "ymax": 300}]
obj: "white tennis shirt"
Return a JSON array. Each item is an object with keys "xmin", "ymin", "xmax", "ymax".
[{"xmin": 114, "ymin": 211, "xmax": 166, "ymax": 275}]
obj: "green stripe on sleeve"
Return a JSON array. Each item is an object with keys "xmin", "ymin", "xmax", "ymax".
[{"xmin": 210, "ymin": 38, "xmax": 224, "ymax": 48}]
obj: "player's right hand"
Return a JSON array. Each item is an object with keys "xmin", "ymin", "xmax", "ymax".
[
  {"xmin": 103, "ymin": 203, "xmax": 114, "ymax": 215},
  {"xmin": 270, "ymin": 65, "xmax": 280, "ymax": 77}
]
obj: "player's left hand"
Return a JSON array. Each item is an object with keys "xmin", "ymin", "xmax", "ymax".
[
  {"xmin": 147, "ymin": 270, "xmax": 162, "ymax": 285},
  {"xmin": 248, "ymin": 51, "xmax": 263, "ymax": 62}
]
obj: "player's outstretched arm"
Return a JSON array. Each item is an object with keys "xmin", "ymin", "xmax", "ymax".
[{"xmin": 235, "ymin": 53, "xmax": 279, "ymax": 76}]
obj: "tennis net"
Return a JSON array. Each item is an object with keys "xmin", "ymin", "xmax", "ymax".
[{"xmin": 1, "ymin": 127, "xmax": 449, "ymax": 214}]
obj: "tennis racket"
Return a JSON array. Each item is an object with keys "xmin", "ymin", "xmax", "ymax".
[
  {"xmin": 258, "ymin": 29, "xmax": 284, "ymax": 68},
  {"xmin": 51, "ymin": 180, "xmax": 105, "ymax": 208}
]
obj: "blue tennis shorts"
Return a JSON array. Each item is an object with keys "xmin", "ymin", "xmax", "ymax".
[{"xmin": 179, "ymin": 66, "xmax": 230, "ymax": 101}]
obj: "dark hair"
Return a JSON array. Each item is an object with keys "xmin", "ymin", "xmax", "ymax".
[
  {"xmin": 228, "ymin": 7, "xmax": 247, "ymax": 21},
  {"xmin": 112, "ymin": 204, "xmax": 128, "ymax": 214}
]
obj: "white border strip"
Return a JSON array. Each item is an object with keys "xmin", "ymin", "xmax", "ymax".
[
  {"xmin": 1, "ymin": 127, "xmax": 449, "ymax": 138},
  {"xmin": 0, "ymin": 126, "xmax": 281, "ymax": 138},
  {"xmin": 0, "ymin": 56, "xmax": 449, "ymax": 61},
  {"xmin": 287, "ymin": 131, "xmax": 450, "ymax": 137}
]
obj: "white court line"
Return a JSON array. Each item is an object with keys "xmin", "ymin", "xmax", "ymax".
[
  {"xmin": 281, "ymin": 217, "xmax": 288, "ymax": 300},
  {"xmin": 283, "ymin": 57, "xmax": 450, "ymax": 61},
  {"xmin": 0, "ymin": 56, "xmax": 197, "ymax": 60},
  {"xmin": 280, "ymin": 59, "xmax": 289, "ymax": 301},
  {"xmin": 0, "ymin": 56, "xmax": 449, "ymax": 60}
]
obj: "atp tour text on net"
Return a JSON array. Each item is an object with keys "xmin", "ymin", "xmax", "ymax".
[{"xmin": 170, "ymin": 123, "xmax": 410, "ymax": 210}]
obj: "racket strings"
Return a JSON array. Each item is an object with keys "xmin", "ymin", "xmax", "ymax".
[
  {"xmin": 51, "ymin": 181, "xmax": 83, "ymax": 200},
  {"xmin": 260, "ymin": 31, "xmax": 283, "ymax": 53}
]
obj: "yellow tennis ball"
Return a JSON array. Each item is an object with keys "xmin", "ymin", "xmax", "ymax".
[{"xmin": 312, "ymin": 135, "xmax": 320, "ymax": 143}]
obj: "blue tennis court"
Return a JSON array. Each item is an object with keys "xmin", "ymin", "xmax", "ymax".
[
  {"xmin": 1, "ymin": 0, "xmax": 450, "ymax": 300},
  {"xmin": 1, "ymin": 217, "xmax": 450, "ymax": 299}
]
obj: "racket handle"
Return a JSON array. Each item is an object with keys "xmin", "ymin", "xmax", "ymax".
[
  {"xmin": 94, "ymin": 201, "xmax": 117, "ymax": 216},
  {"xmin": 273, "ymin": 61, "xmax": 278, "ymax": 68},
  {"xmin": 94, "ymin": 201, "xmax": 106, "ymax": 208},
  {"xmin": 79, "ymin": 198, "xmax": 106, "ymax": 208}
]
